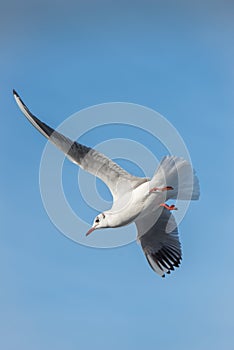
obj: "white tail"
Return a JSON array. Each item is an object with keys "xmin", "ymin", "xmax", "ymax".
[{"xmin": 150, "ymin": 156, "xmax": 200, "ymax": 200}]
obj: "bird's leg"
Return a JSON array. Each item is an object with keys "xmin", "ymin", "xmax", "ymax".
[
  {"xmin": 150, "ymin": 186, "xmax": 173, "ymax": 193},
  {"xmin": 160, "ymin": 203, "xmax": 178, "ymax": 211}
]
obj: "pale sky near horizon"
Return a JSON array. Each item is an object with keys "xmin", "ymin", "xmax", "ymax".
[{"xmin": 1, "ymin": 1, "xmax": 234, "ymax": 349}]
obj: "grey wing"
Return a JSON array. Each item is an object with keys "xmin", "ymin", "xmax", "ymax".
[
  {"xmin": 135, "ymin": 208, "xmax": 182, "ymax": 277},
  {"xmin": 13, "ymin": 90, "xmax": 148, "ymax": 201}
]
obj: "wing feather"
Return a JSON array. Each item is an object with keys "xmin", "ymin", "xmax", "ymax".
[
  {"xmin": 13, "ymin": 90, "xmax": 148, "ymax": 201},
  {"xmin": 135, "ymin": 208, "xmax": 182, "ymax": 277}
]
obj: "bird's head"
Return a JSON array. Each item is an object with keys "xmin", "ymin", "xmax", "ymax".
[{"xmin": 86, "ymin": 212, "xmax": 108, "ymax": 236}]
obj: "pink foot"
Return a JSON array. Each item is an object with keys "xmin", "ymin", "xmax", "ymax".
[
  {"xmin": 150, "ymin": 186, "xmax": 173, "ymax": 193},
  {"xmin": 160, "ymin": 203, "xmax": 178, "ymax": 211}
]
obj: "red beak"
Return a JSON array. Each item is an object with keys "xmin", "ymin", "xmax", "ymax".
[{"xmin": 86, "ymin": 226, "xmax": 96, "ymax": 236}]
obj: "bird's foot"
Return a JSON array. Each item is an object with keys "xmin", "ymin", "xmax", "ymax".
[
  {"xmin": 160, "ymin": 203, "xmax": 178, "ymax": 211},
  {"xmin": 149, "ymin": 186, "xmax": 173, "ymax": 193}
]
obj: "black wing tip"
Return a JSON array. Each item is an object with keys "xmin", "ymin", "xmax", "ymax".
[
  {"xmin": 13, "ymin": 89, "xmax": 28, "ymax": 110},
  {"xmin": 147, "ymin": 246, "xmax": 182, "ymax": 278},
  {"xmin": 13, "ymin": 89, "xmax": 19, "ymax": 97}
]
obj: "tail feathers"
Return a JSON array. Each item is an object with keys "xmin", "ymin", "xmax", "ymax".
[{"xmin": 151, "ymin": 156, "xmax": 200, "ymax": 200}]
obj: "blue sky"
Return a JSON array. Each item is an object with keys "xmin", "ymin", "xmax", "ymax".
[{"xmin": 1, "ymin": 1, "xmax": 234, "ymax": 349}]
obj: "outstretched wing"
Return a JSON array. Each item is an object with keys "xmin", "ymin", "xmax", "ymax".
[
  {"xmin": 135, "ymin": 208, "xmax": 182, "ymax": 277},
  {"xmin": 13, "ymin": 90, "xmax": 148, "ymax": 201}
]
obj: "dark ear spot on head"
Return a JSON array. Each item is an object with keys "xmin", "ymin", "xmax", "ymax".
[{"xmin": 102, "ymin": 213, "xmax": 105, "ymax": 219}]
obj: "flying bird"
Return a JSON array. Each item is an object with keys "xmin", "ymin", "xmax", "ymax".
[{"xmin": 13, "ymin": 90, "xmax": 200, "ymax": 277}]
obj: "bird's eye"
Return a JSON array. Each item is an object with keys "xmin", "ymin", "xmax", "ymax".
[{"xmin": 95, "ymin": 218, "xmax": 100, "ymax": 223}]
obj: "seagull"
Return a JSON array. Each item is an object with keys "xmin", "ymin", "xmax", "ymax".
[{"xmin": 13, "ymin": 90, "xmax": 200, "ymax": 277}]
